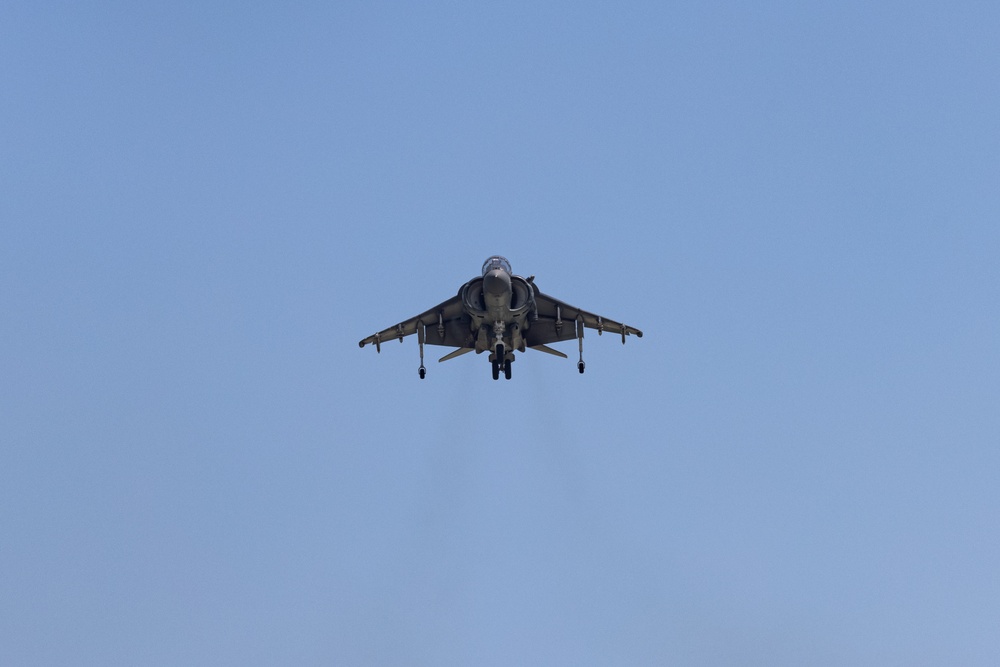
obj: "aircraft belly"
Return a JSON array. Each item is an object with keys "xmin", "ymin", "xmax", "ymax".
[
  {"xmin": 484, "ymin": 297, "xmax": 509, "ymax": 318},
  {"xmin": 511, "ymin": 318, "xmax": 525, "ymax": 352}
]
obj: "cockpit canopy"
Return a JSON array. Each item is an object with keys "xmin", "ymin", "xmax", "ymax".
[{"xmin": 482, "ymin": 255, "xmax": 512, "ymax": 276}]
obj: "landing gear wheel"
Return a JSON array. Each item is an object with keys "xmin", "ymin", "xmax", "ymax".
[
  {"xmin": 493, "ymin": 342, "xmax": 505, "ymax": 381},
  {"xmin": 418, "ymin": 366, "xmax": 426, "ymax": 379},
  {"xmin": 504, "ymin": 359, "xmax": 512, "ymax": 380},
  {"xmin": 578, "ymin": 361, "xmax": 586, "ymax": 374}
]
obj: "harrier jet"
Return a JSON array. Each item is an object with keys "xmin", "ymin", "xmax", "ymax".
[{"xmin": 358, "ymin": 256, "xmax": 642, "ymax": 380}]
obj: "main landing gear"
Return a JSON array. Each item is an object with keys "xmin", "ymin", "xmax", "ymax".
[
  {"xmin": 491, "ymin": 343, "xmax": 513, "ymax": 381},
  {"xmin": 491, "ymin": 357, "xmax": 512, "ymax": 380}
]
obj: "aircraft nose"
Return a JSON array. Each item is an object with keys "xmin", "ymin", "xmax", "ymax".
[{"xmin": 483, "ymin": 268, "xmax": 511, "ymax": 296}]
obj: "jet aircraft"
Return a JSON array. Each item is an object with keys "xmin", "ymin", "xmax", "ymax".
[{"xmin": 358, "ymin": 256, "xmax": 642, "ymax": 380}]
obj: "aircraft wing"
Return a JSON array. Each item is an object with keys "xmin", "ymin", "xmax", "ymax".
[
  {"xmin": 358, "ymin": 295, "xmax": 474, "ymax": 350},
  {"xmin": 525, "ymin": 291, "xmax": 643, "ymax": 346}
]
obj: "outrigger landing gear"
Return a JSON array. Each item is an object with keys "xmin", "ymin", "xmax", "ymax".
[
  {"xmin": 576, "ymin": 316, "xmax": 586, "ymax": 374},
  {"xmin": 417, "ymin": 323, "xmax": 427, "ymax": 379}
]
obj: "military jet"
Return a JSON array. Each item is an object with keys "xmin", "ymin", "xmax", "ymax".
[{"xmin": 358, "ymin": 256, "xmax": 642, "ymax": 380}]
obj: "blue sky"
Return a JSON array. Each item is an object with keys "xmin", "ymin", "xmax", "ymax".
[{"xmin": 3, "ymin": 2, "xmax": 999, "ymax": 664}]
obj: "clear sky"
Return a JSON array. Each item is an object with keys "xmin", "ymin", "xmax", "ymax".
[{"xmin": 3, "ymin": 2, "xmax": 999, "ymax": 665}]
